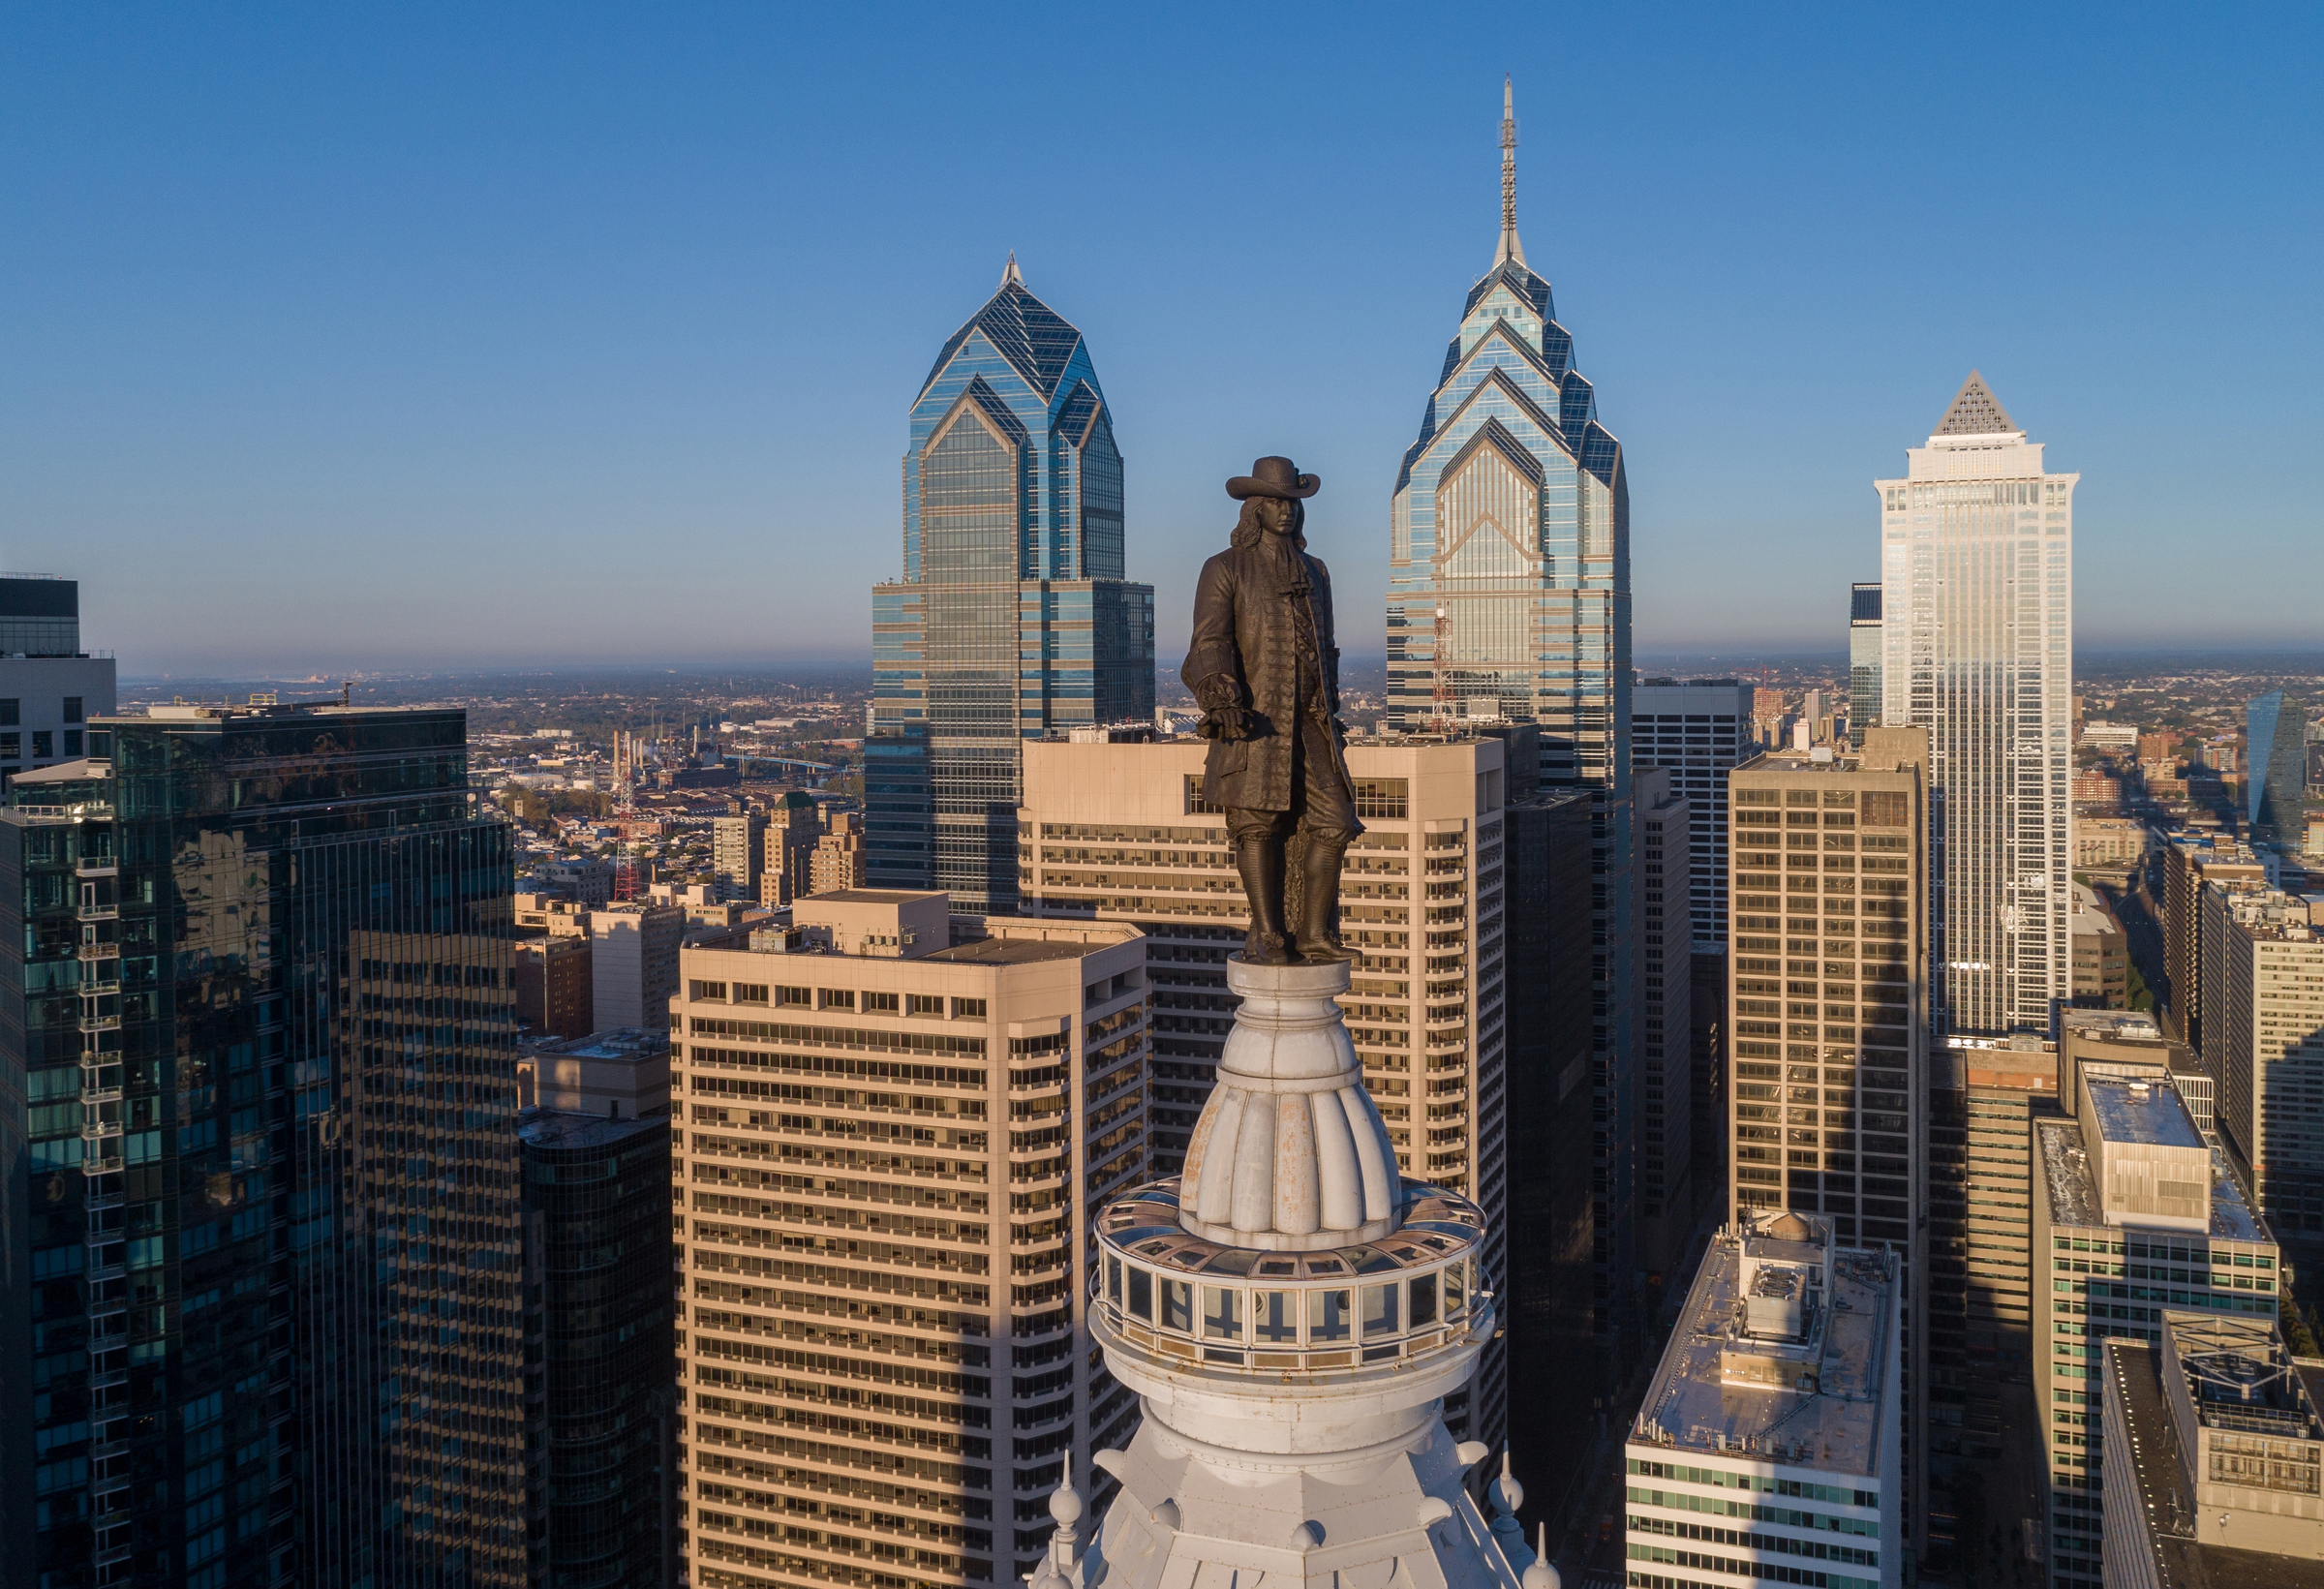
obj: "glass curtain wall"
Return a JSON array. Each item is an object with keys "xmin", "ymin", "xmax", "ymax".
[
  {"xmin": 1, "ymin": 708, "xmax": 523, "ymax": 1589},
  {"xmin": 872, "ymin": 267, "xmax": 1153, "ymax": 913},
  {"xmin": 1387, "ymin": 243, "xmax": 1637, "ymax": 1385}
]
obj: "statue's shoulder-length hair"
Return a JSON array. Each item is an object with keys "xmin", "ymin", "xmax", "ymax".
[{"xmin": 1229, "ymin": 496, "xmax": 1306, "ymax": 552}]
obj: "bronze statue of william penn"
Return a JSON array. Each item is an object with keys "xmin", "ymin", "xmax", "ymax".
[{"xmin": 1182, "ymin": 456, "xmax": 1361, "ymax": 964}]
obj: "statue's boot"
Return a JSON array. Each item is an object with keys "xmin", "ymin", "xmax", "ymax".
[
  {"xmin": 1291, "ymin": 832, "xmax": 1352, "ymax": 963},
  {"xmin": 1236, "ymin": 835, "xmax": 1292, "ymax": 965}
]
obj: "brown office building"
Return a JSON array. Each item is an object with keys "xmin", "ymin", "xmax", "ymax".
[
  {"xmin": 670, "ymin": 891, "xmax": 1148, "ymax": 1589},
  {"xmin": 1726, "ymin": 728, "xmax": 1931, "ymax": 1543},
  {"xmin": 515, "ymin": 932, "xmax": 595, "ymax": 1039}
]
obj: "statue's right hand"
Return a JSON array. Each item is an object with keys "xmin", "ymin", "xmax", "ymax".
[{"xmin": 1200, "ymin": 706, "xmax": 1263, "ymax": 743}]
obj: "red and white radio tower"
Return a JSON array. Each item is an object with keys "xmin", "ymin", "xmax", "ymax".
[{"xmin": 1430, "ymin": 604, "xmax": 1455, "ymax": 732}]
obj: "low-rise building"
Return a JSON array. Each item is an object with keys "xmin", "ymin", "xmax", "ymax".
[
  {"xmin": 1626, "ymin": 1210, "xmax": 1903, "ymax": 1589},
  {"xmin": 670, "ymin": 891, "xmax": 1150, "ymax": 1587},
  {"xmin": 515, "ymin": 932, "xmax": 595, "ymax": 1040},
  {"xmin": 2070, "ymin": 883, "xmax": 2129, "ymax": 1009},
  {"xmin": 2033, "ymin": 1065, "xmax": 2282, "ymax": 1589},
  {"xmin": 534, "ymin": 855, "xmax": 616, "ymax": 908},
  {"xmin": 810, "ymin": 810, "xmax": 868, "ymax": 893},
  {"xmin": 2072, "ymin": 771, "xmax": 2123, "ymax": 809},
  {"xmin": 588, "ymin": 901, "xmax": 686, "ymax": 1031},
  {"xmin": 2098, "ymin": 1312, "xmax": 2324, "ymax": 1588},
  {"xmin": 2074, "ymin": 816, "xmax": 2148, "ymax": 871}
]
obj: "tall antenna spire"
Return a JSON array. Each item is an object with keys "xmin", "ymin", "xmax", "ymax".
[{"xmin": 1496, "ymin": 76, "xmax": 1525, "ymax": 266}]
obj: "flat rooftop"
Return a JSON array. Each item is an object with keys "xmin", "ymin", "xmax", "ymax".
[
  {"xmin": 517, "ymin": 1107, "xmax": 667, "ymax": 1152},
  {"xmin": 928, "ymin": 935, "xmax": 1098, "ymax": 965},
  {"xmin": 2088, "ymin": 1075, "xmax": 2206, "ymax": 1151},
  {"xmin": 2036, "ymin": 1116, "xmax": 2267, "ymax": 1241},
  {"xmin": 525, "ymin": 1026, "xmax": 668, "ymax": 1060},
  {"xmin": 1631, "ymin": 1231, "xmax": 1896, "ymax": 1478},
  {"xmin": 2105, "ymin": 1338, "xmax": 2322, "ymax": 1589},
  {"xmin": 810, "ymin": 888, "xmax": 944, "ymax": 905}
]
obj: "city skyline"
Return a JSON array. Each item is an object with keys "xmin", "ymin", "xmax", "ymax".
[
  {"xmin": 7, "ymin": 10, "xmax": 2322, "ymax": 671},
  {"xmin": 4, "ymin": 15, "xmax": 2321, "ymax": 1588}
]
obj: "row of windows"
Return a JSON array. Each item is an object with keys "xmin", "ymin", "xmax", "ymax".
[{"xmin": 0, "ymin": 697, "xmax": 83, "ymax": 726}]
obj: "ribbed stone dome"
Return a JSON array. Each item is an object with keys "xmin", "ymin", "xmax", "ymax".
[{"xmin": 1177, "ymin": 958, "xmax": 1402, "ymax": 1249}]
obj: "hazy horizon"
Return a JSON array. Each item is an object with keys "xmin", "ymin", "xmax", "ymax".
[{"xmin": 9, "ymin": 8, "xmax": 2320, "ymax": 676}]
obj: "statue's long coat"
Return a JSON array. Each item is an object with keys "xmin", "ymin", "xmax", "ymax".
[{"xmin": 1179, "ymin": 537, "xmax": 1352, "ymax": 812}]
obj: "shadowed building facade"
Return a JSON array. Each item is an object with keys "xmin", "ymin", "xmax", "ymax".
[
  {"xmin": 2247, "ymin": 688, "xmax": 2309, "ymax": 852},
  {"xmin": 871, "ymin": 260, "xmax": 1155, "ymax": 914},
  {"xmin": 0, "ymin": 704, "xmax": 524, "ymax": 1589}
]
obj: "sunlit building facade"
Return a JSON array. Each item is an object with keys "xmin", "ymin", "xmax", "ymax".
[
  {"xmin": 1850, "ymin": 581, "xmax": 1882, "ymax": 737},
  {"xmin": 871, "ymin": 260, "xmax": 1155, "ymax": 914},
  {"xmin": 1384, "ymin": 84, "xmax": 1637, "ymax": 1374},
  {"xmin": 1878, "ymin": 372, "xmax": 2074, "ymax": 1036}
]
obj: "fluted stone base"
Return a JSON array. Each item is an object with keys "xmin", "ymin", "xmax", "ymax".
[{"xmin": 1177, "ymin": 955, "xmax": 1402, "ymax": 1251}]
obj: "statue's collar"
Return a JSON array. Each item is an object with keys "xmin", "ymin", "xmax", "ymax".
[{"xmin": 1258, "ymin": 534, "xmax": 1310, "ymax": 596}]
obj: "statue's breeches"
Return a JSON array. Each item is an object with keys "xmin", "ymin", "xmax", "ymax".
[{"xmin": 1224, "ymin": 713, "xmax": 1358, "ymax": 841}]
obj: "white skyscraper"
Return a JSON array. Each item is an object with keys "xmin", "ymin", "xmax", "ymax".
[{"xmin": 1878, "ymin": 373, "xmax": 2073, "ymax": 1036}]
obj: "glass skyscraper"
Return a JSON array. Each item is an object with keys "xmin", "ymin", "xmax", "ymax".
[
  {"xmin": 871, "ymin": 259, "xmax": 1155, "ymax": 913},
  {"xmin": 1849, "ymin": 580, "xmax": 1882, "ymax": 737},
  {"xmin": 0, "ymin": 704, "xmax": 525, "ymax": 1589},
  {"xmin": 1385, "ymin": 83, "xmax": 1637, "ymax": 1371},
  {"xmin": 2247, "ymin": 688, "xmax": 2308, "ymax": 850},
  {"xmin": 1877, "ymin": 372, "xmax": 2074, "ymax": 1036}
]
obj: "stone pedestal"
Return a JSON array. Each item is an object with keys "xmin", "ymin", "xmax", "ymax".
[{"xmin": 1177, "ymin": 956, "xmax": 1401, "ymax": 1249}]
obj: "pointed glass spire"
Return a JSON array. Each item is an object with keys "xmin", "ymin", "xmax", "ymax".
[
  {"xmin": 1496, "ymin": 77, "xmax": 1525, "ymax": 266},
  {"xmin": 1000, "ymin": 250, "xmax": 1024, "ymax": 289}
]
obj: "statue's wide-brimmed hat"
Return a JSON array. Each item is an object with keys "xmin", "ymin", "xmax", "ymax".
[{"xmin": 1225, "ymin": 456, "xmax": 1321, "ymax": 501}]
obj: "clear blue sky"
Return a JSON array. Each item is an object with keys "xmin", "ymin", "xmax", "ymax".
[{"xmin": 6, "ymin": 4, "xmax": 2318, "ymax": 676}]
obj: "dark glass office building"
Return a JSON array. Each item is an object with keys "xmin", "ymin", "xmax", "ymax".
[
  {"xmin": 0, "ymin": 703, "xmax": 524, "ymax": 1589},
  {"xmin": 870, "ymin": 258, "xmax": 1155, "ymax": 913},
  {"xmin": 518, "ymin": 1107, "xmax": 674, "ymax": 1588}
]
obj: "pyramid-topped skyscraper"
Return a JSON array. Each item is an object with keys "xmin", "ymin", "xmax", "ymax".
[{"xmin": 870, "ymin": 260, "xmax": 1155, "ymax": 910}]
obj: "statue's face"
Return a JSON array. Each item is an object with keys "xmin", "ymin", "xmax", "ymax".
[{"xmin": 1255, "ymin": 497, "xmax": 1296, "ymax": 537}]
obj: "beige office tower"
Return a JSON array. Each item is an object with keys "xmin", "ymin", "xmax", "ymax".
[
  {"xmin": 714, "ymin": 810, "xmax": 770, "ymax": 901},
  {"xmin": 669, "ymin": 890, "xmax": 1151, "ymax": 1589},
  {"xmin": 1877, "ymin": 373, "xmax": 2074, "ymax": 1037},
  {"xmin": 1016, "ymin": 733, "xmax": 1509, "ymax": 1453},
  {"xmin": 1635, "ymin": 766, "xmax": 1693, "ymax": 1274},
  {"xmin": 2199, "ymin": 885, "xmax": 2324, "ymax": 1245},
  {"xmin": 1727, "ymin": 728, "xmax": 1931, "ymax": 1543},
  {"xmin": 810, "ymin": 810, "xmax": 869, "ymax": 894}
]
